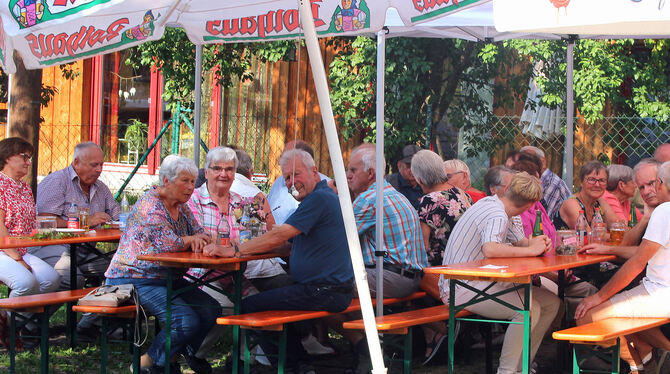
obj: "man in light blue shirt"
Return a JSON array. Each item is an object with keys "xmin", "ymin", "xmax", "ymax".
[{"xmin": 268, "ymin": 140, "xmax": 329, "ymax": 224}]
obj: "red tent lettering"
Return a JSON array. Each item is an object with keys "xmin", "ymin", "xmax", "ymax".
[
  {"xmin": 413, "ymin": 0, "xmax": 459, "ymax": 12},
  {"xmin": 206, "ymin": 4, "xmax": 325, "ymax": 38},
  {"xmin": 25, "ymin": 18, "xmax": 128, "ymax": 58}
]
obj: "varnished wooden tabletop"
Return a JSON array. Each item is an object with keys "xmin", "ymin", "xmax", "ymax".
[{"xmin": 0, "ymin": 229, "xmax": 122, "ymax": 249}]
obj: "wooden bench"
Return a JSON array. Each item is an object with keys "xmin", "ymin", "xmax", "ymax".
[
  {"xmin": 553, "ymin": 317, "xmax": 670, "ymax": 374},
  {"xmin": 0, "ymin": 287, "xmax": 96, "ymax": 374},
  {"xmin": 72, "ymin": 305, "xmax": 140, "ymax": 374},
  {"xmin": 343, "ymin": 305, "xmax": 476, "ymax": 374},
  {"xmin": 217, "ymin": 292, "xmax": 427, "ymax": 373}
]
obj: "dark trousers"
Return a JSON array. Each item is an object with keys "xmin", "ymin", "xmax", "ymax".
[{"xmin": 242, "ymin": 283, "xmax": 352, "ymax": 368}]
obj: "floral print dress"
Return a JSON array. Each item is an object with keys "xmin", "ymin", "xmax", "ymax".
[{"xmin": 418, "ymin": 187, "xmax": 473, "ymax": 266}]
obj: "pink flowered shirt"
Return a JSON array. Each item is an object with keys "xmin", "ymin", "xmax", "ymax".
[
  {"xmin": 0, "ymin": 173, "xmax": 36, "ymax": 256},
  {"xmin": 418, "ymin": 187, "xmax": 472, "ymax": 266},
  {"xmin": 105, "ymin": 187, "xmax": 204, "ymax": 280}
]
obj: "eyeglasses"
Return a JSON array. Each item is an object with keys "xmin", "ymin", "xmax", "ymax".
[
  {"xmin": 656, "ymin": 178, "xmax": 665, "ymax": 186},
  {"xmin": 446, "ymin": 171, "xmax": 465, "ymax": 180},
  {"xmin": 17, "ymin": 153, "xmax": 32, "ymax": 163},
  {"xmin": 585, "ymin": 177, "xmax": 606, "ymax": 186},
  {"xmin": 208, "ymin": 165, "xmax": 235, "ymax": 174}
]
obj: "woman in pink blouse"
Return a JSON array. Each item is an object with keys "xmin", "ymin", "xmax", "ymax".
[
  {"xmin": 602, "ymin": 164, "xmax": 641, "ymax": 225},
  {"xmin": 0, "ymin": 137, "xmax": 60, "ymax": 297}
]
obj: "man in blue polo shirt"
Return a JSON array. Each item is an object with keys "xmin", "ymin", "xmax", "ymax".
[{"xmin": 204, "ymin": 148, "xmax": 353, "ymax": 373}]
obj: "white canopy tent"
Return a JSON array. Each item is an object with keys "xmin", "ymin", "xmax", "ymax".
[{"xmin": 0, "ymin": 1, "xmax": 492, "ymax": 373}]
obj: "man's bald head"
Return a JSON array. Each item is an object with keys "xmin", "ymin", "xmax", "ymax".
[{"xmin": 655, "ymin": 143, "xmax": 670, "ymax": 163}]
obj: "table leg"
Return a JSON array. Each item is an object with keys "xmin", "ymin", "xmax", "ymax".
[
  {"xmin": 165, "ymin": 268, "xmax": 173, "ymax": 374},
  {"xmin": 232, "ymin": 269, "xmax": 242, "ymax": 374},
  {"xmin": 9, "ymin": 311, "xmax": 15, "ymax": 374},
  {"xmin": 448, "ymin": 280, "xmax": 456, "ymax": 374},
  {"xmin": 40, "ymin": 311, "xmax": 49, "ymax": 374},
  {"xmin": 522, "ymin": 283, "xmax": 531, "ymax": 374},
  {"xmin": 557, "ymin": 269, "xmax": 567, "ymax": 372},
  {"xmin": 68, "ymin": 244, "xmax": 78, "ymax": 348}
]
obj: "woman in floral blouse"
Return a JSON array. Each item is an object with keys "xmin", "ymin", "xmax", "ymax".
[
  {"xmin": 0, "ymin": 137, "xmax": 60, "ymax": 297},
  {"xmin": 410, "ymin": 150, "xmax": 473, "ymax": 364},
  {"xmin": 105, "ymin": 155, "xmax": 218, "ymax": 373}
]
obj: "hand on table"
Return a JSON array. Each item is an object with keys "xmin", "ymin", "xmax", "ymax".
[
  {"xmin": 574, "ymin": 293, "xmax": 604, "ymax": 320},
  {"xmin": 579, "ymin": 243, "xmax": 612, "ymax": 255},
  {"xmin": 183, "ymin": 234, "xmax": 210, "ymax": 252},
  {"xmin": 90, "ymin": 212, "xmax": 111, "ymax": 227},
  {"xmin": 529, "ymin": 235, "xmax": 552, "ymax": 256},
  {"xmin": 203, "ymin": 243, "xmax": 237, "ymax": 257}
]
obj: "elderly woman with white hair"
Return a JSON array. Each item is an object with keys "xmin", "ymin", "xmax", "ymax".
[
  {"xmin": 602, "ymin": 164, "xmax": 641, "ymax": 225},
  {"xmin": 105, "ymin": 155, "xmax": 219, "ymax": 373},
  {"xmin": 411, "ymin": 150, "xmax": 473, "ymax": 364},
  {"xmin": 444, "ymin": 159, "xmax": 486, "ymax": 202}
]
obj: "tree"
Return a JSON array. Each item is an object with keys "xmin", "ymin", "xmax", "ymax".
[{"xmin": 327, "ymin": 36, "xmax": 528, "ymax": 165}]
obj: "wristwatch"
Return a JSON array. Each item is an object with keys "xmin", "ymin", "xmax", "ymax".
[{"xmin": 234, "ymin": 243, "xmax": 240, "ymax": 257}]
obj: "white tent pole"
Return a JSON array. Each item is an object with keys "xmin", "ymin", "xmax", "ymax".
[
  {"xmin": 565, "ymin": 37, "xmax": 575, "ymax": 189},
  {"xmin": 297, "ymin": 2, "xmax": 386, "ymax": 374},
  {"xmin": 375, "ymin": 29, "xmax": 386, "ymax": 318},
  {"xmin": 6, "ymin": 73, "xmax": 11, "ymax": 138},
  {"xmin": 194, "ymin": 44, "xmax": 202, "ymax": 165}
]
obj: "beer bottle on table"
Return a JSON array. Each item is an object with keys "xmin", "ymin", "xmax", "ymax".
[
  {"xmin": 533, "ymin": 210, "xmax": 544, "ymax": 237},
  {"xmin": 628, "ymin": 203, "xmax": 637, "ymax": 228},
  {"xmin": 575, "ymin": 209, "xmax": 588, "ymax": 248}
]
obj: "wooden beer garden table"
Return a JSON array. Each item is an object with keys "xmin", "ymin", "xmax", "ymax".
[
  {"xmin": 137, "ymin": 251, "xmax": 285, "ymax": 374},
  {"xmin": 424, "ymin": 253, "xmax": 617, "ymax": 374},
  {"xmin": 0, "ymin": 228, "xmax": 122, "ymax": 346}
]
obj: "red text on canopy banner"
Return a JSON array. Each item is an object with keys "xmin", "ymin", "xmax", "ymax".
[
  {"xmin": 413, "ymin": 0, "xmax": 459, "ymax": 12},
  {"xmin": 25, "ymin": 18, "xmax": 128, "ymax": 59}
]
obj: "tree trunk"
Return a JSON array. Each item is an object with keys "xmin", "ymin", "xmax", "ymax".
[{"xmin": 8, "ymin": 52, "xmax": 41, "ymax": 196}]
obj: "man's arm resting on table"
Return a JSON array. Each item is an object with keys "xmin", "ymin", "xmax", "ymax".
[
  {"xmin": 575, "ymin": 239, "xmax": 661, "ymax": 320},
  {"xmin": 204, "ymin": 223, "xmax": 298, "ymax": 257},
  {"xmin": 621, "ymin": 214, "xmax": 650, "ymax": 246},
  {"xmin": 482, "ymin": 235, "xmax": 549, "ymax": 258},
  {"xmin": 580, "ymin": 243, "xmax": 638, "ymax": 260}
]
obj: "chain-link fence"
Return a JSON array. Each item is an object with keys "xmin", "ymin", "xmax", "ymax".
[{"xmin": 465, "ymin": 115, "xmax": 670, "ymax": 190}]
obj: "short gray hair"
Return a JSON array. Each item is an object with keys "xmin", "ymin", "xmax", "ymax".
[
  {"xmin": 159, "ymin": 155, "xmax": 198, "ymax": 186},
  {"xmin": 72, "ymin": 142, "xmax": 101, "ymax": 163},
  {"xmin": 484, "ymin": 165, "xmax": 516, "ymax": 196},
  {"xmin": 520, "ymin": 145, "xmax": 545, "ymax": 159},
  {"xmin": 633, "ymin": 157, "xmax": 661, "ymax": 176},
  {"xmin": 204, "ymin": 146, "xmax": 238, "ymax": 170},
  {"xmin": 352, "ymin": 143, "xmax": 385, "ymax": 173},
  {"xmin": 606, "ymin": 164, "xmax": 634, "ymax": 191},
  {"xmin": 443, "ymin": 159, "xmax": 470, "ymax": 175},
  {"xmin": 411, "ymin": 150, "xmax": 447, "ymax": 187},
  {"xmin": 235, "ymin": 149, "xmax": 253, "ymax": 177},
  {"xmin": 659, "ymin": 161, "xmax": 670, "ymax": 185},
  {"xmin": 279, "ymin": 149, "xmax": 315, "ymax": 171}
]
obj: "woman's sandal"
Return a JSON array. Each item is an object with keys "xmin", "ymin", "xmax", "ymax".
[{"xmin": 422, "ymin": 332, "xmax": 446, "ymax": 365}]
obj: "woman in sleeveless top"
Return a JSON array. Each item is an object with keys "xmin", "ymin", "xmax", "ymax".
[{"xmin": 554, "ymin": 161, "xmax": 620, "ymax": 288}]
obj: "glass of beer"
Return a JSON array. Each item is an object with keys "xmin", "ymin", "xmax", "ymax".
[
  {"xmin": 610, "ymin": 221, "xmax": 626, "ymax": 245},
  {"xmin": 79, "ymin": 207, "xmax": 90, "ymax": 232}
]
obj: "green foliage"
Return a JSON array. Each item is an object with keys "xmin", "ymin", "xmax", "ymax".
[
  {"xmin": 327, "ymin": 37, "xmax": 528, "ymax": 162},
  {"xmin": 125, "ymin": 29, "xmax": 293, "ymax": 111},
  {"xmin": 124, "ymin": 118, "xmax": 148, "ymax": 152}
]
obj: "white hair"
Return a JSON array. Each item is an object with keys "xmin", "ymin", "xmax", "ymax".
[
  {"xmin": 279, "ymin": 149, "xmax": 315, "ymax": 171},
  {"xmin": 72, "ymin": 142, "xmax": 101, "ymax": 163},
  {"xmin": 443, "ymin": 159, "xmax": 470, "ymax": 175},
  {"xmin": 411, "ymin": 150, "xmax": 447, "ymax": 186},
  {"xmin": 633, "ymin": 157, "xmax": 661, "ymax": 176},
  {"xmin": 352, "ymin": 143, "xmax": 385, "ymax": 173},
  {"xmin": 204, "ymin": 146, "xmax": 238, "ymax": 170},
  {"xmin": 659, "ymin": 161, "xmax": 670, "ymax": 186},
  {"xmin": 159, "ymin": 155, "xmax": 198, "ymax": 186},
  {"xmin": 520, "ymin": 145, "xmax": 545, "ymax": 159}
]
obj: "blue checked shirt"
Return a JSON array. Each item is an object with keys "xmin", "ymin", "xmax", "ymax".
[
  {"xmin": 541, "ymin": 169, "xmax": 572, "ymax": 218},
  {"xmin": 352, "ymin": 181, "xmax": 428, "ymax": 271}
]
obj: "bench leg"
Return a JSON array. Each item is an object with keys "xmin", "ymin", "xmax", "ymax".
[
  {"xmin": 403, "ymin": 330, "xmax": 412, "ymax": 374},
  {"xmin": 40, "ymin": 312, "xmax": 49, "ymax": 374},
  {"xmin": 278, "ymin": 328, "xmax": 287, "ymax": 374},
  {"xmin": 100, "ymin": 318, "xmax": 108, "ymax": 374},
  {"xmin": 484, "ymin": 323, "xmax": 493, "ymax": 374},
  {"xmin": 611, "ymin": 339, "xmax": 620, "ymax": 374},
  {"xmin": 242, "ymin": 330, "xmax": 250, "ymax": 374},
  {"xmin": 572, "ymin": 340, "xmax": 621, "ymax": 374},
  {"xmin": 9, "ymin": 312, "xmax": 16, "ymax": 374}
]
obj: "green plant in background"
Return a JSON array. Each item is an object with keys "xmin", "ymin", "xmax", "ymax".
[{"xmin": 124, "ymin": 118, "xmax": 148, "ymax": 155}]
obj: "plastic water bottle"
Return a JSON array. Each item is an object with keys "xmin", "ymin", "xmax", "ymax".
[
  {"xmin": 575, "ymin": 209, "xmax": 588, "ymax": 248},
  {"xmin": 217, "ymin": 215, "xmax": 230, "ymax": 246},
  {"xmin": 67, "ymin": 203, "xmax": 80, "ymax": 229},
  {"xmin": 591, "ymin": 207, "xmax": 607, "ymax": 244},
  {"xmin": 119, "ymin": 192, "xmax": 130, "ymax": 231},
  {"xmin": 238, "ymin": 206, "xmax": 252, "ymax": 243}
]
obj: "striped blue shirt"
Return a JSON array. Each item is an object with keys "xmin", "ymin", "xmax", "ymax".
[
  {"xmin": 439, "ymin": 195, "xmax": 525, "ymax": 303},
  {"xmin": 352, "ymin": 181, "xmax": 428, "ymax": 271}
]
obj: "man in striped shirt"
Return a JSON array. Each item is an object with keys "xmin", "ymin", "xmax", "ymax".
[
  {"xmin": 439, "ymin": 172, "xmax": 559, "ymax": 374},
  {"xmin": 347, "ymin": 144, "xmax": 428, "ymax": 298}
]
